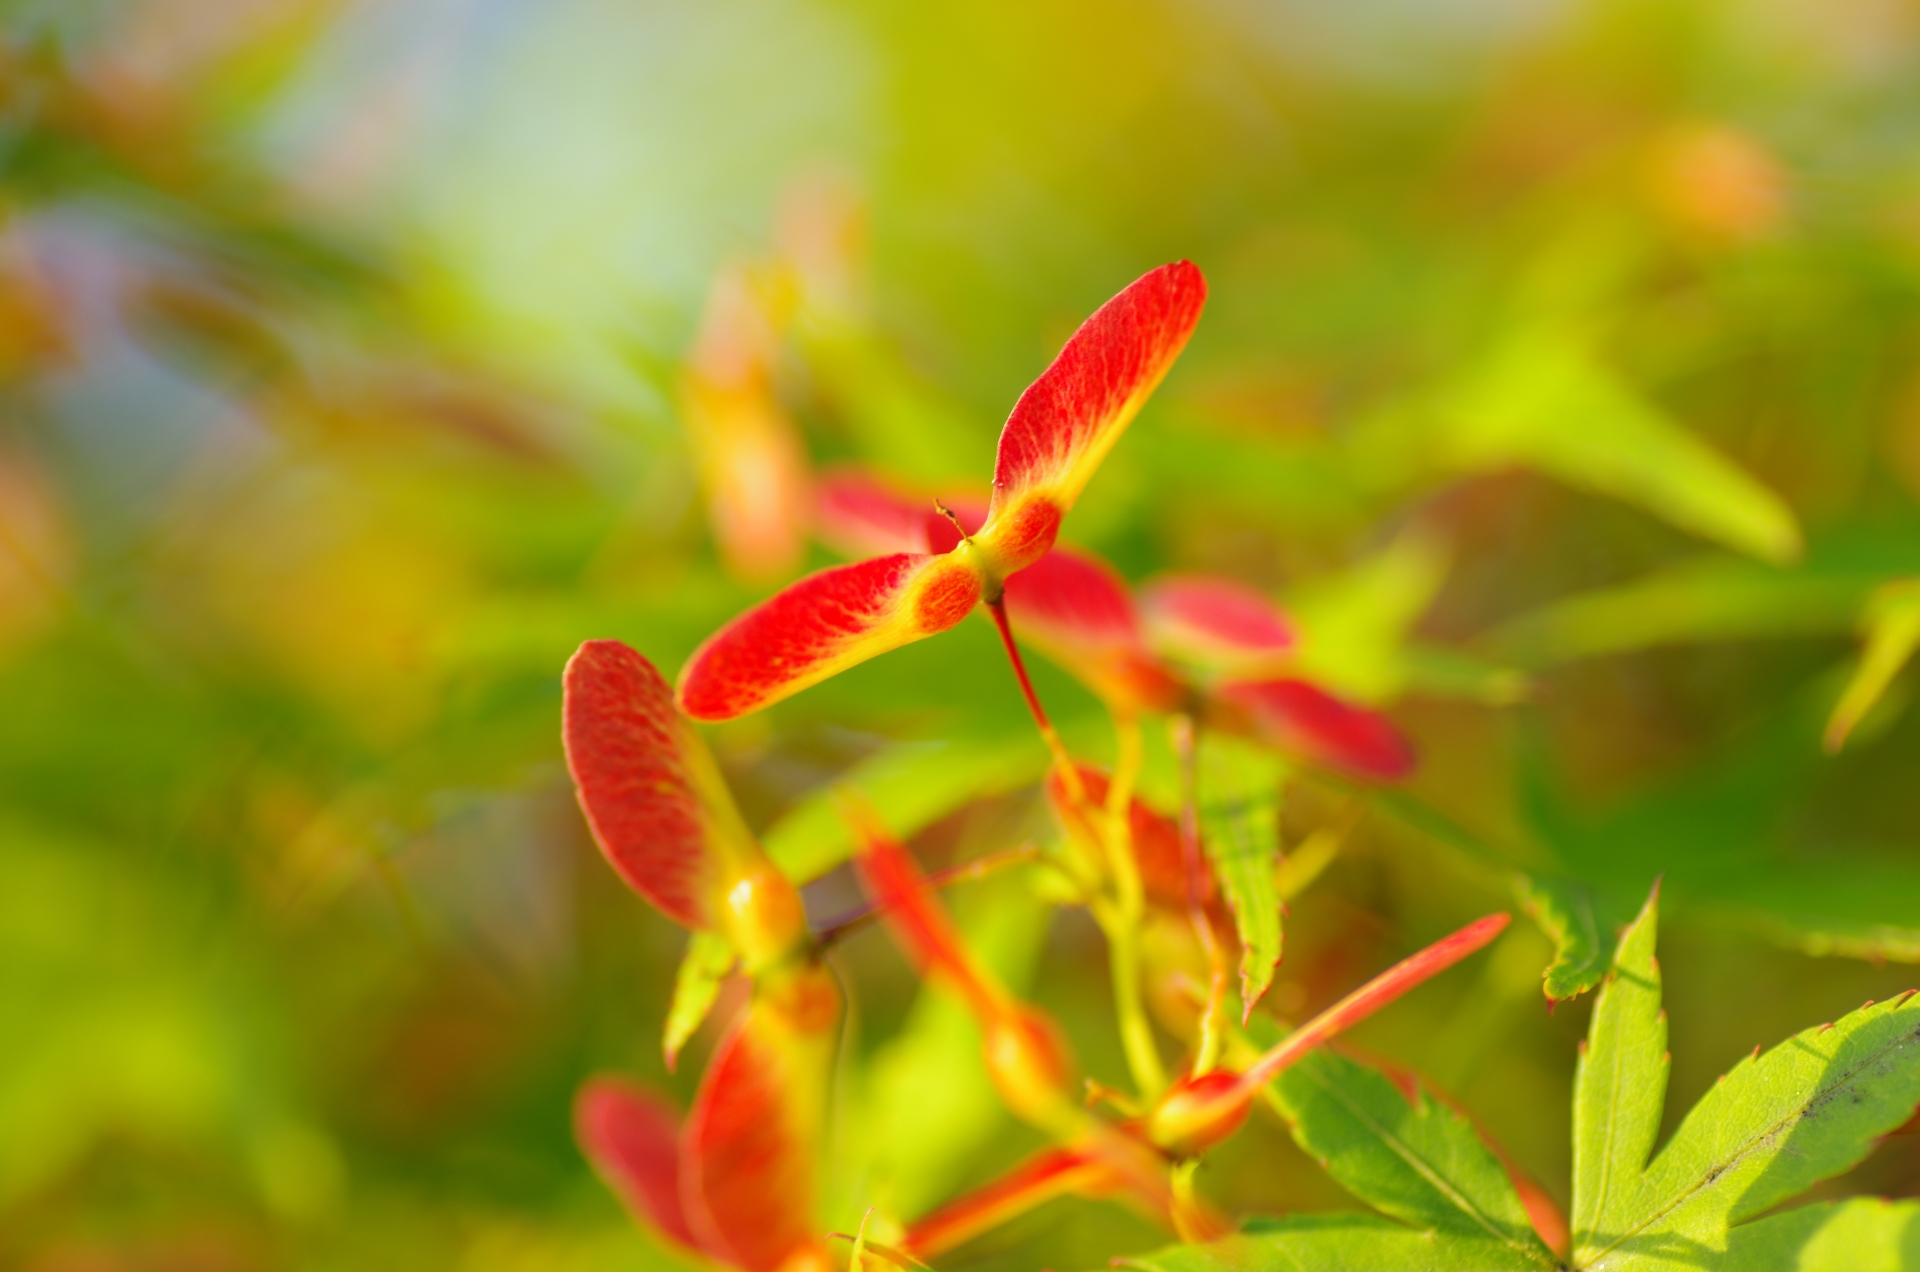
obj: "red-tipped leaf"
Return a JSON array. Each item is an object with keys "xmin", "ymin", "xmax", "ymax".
[
  {"xmin": 1143, "ymin": 913, "xmax": 1510, "ymax": 1154},
  {"xmin": 678, "ymin": 552, "xmax": 986, "ymax": 720},
  {"xmin": 1140, "ymin": 574, "xmax": 1296, "ymax": 666},
  {"xmin": 850, "ymin": 807, "xmax": 1078, "ymax": 1130},
  {"xmin": 1236, "ymin": 913, "xmax": 1510, "ymax": 1095},
  {"xmin": 563, "ymin": 640, "xmax": 762, "ymax": 929},
  {"xmin": 681, "ymin": 262, "xmax": 811, "ymax": 581},
  {"xmin": 978, "ymin": 262, "xmax": 1207, "ymax": 574},
  {"xmin": 681, "ymin": 970, "xmax": 842, "ymax": 1272},
  {"xmin": 1212, "ymin": 677, "xmax": 1416, "ymax": 781},
  {"xmin": 575, "ymin": 1077, "xmax": 700, "ymax": 1252},
  {"xmin": 903, "ymin": 1146, "xmax": 1115, "ymax": 1258},
  {"xmin": 849, "ymin": 808, "xmax": 1011, "ymax": 1023},
  {"xmin": 1001, "ymin": 547, "xmax": 1186, "ymax": 714}
]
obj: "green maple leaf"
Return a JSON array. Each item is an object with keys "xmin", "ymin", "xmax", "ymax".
[{"xmin": 1119, "ymin": 883, "xmax": 1920, "ymax": 1272}]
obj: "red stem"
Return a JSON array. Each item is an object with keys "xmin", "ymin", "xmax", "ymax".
[{"xmin": 987, "ymin": 597, "xmax": 1053, "ymax": 734}]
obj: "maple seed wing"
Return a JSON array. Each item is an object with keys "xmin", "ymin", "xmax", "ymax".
[
  {"xmin": 816, "ymin": 465, "xmax": 937, "ymax": 556},
  {"xmin": 574, "ymin": 1077, "xmax": 701, "ymax": 1252},
  {"xmin": 1212, "ymin": 677, "xmax": 1416, "ymax": 781},
  {"xmin": 815, "ymin": 465, "xmax": 991, "ymax": 558},
  {"xmin": 677, "ymin": 552, "xmax": 984, "ymax": 720},
  {"xmin": 681, "ymin": 977, "xmax": 841, "ymax": 1272},
  {"xmin": 564, "ymin": 640, "xmax": 758, "ymax": 929},
  {"xmin": 851, "ymin": 809, "xmax": 1007, "ymax": 1021},
  {"xmin": 981, "ymin": 261, "xmax": 1207, "ymax": 573},
  {"xmin": 1140, "ymin": 574, "xmax": 1297, "ymax": 665},
  {"xmin": 904, "ymin": 1146, "xmax": 1113, "ymax": 1258}
]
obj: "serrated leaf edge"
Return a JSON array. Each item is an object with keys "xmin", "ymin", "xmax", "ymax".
[{"xmin": 1283, "ymin": 1056, "xmax": 1559, "ymax": 1268}]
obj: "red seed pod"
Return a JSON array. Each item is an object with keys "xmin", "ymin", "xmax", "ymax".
[
  {"xmin": 1143, "ymin": 1069, "xmax": 1251, "ymax": 1158},
  {"xmin": 983, "ymin": 1006, "xmax": 1078, "ymax": 1132}
]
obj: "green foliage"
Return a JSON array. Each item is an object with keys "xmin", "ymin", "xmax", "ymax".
[
  {"xmin": 1128, "ymin": 884, "xmax": 1920, "ymax": 1271},
  {"xmin": 1425, "ymin": 331, "xmax": 1803, "ymax": 566},
  {"xmin": 1825, "ymin": 580, "xmax": 1920, "ymax": 753},
  {"xmin": 1199, "ymin": 738, "xmax": 1286, "ymax": 1015},
  {"xmin": 663, "ymin": 930, "xmax": 736, "ymax": 1071},
  {"xmin": 11, "ymin": 1, "xmax": 1920, "ymax": 1266}
]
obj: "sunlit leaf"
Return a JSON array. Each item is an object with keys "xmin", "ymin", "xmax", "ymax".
[
  {"xmin": 1432, "ymin": 330, "xmax": 1802, "ymax": 565},
  {"xmin": 1825, "ymin": 578, "xmax": 1920, "ymax": 753},
  {"xmin": 1723, "ymin": 1198, "xmax": 1920, "ymax": 1271},
  {"xmin": 1573, "ymin": 885, "xmax": 1920, "ymax": 1270},
  {"xmin": 1248, "ymin": 1037, "xmax": 1557, "ymax": 1268},
  {"xmin": 980, "ymin": 261, "xmax": 1207, "ymax": 575},
  {"xmin": 1486, "ymin": 556, "xmax": 1867, "ymax": 668},
  {"xmin": 661, "ymin": 931, "xmax": 736, "ymax": 1072},
  {"xmin": 677, "ymin": 553, "xmax": 984, "ymax": 720},
  {"xmin": 1118, "ymin": 1210, "xmax": 1533, "ymax": 1271}
]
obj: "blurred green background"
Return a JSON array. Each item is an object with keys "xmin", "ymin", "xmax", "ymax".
[{"xmin": 8, "ymin": 0, "xmax": 1920, "ymax": 1267}]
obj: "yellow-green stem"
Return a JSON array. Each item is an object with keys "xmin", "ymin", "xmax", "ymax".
[
  {"xmin": 1094, "ymin": 898, "xmax": 1166, "ymax": 1098},
  {"xmin": 1097, "ymin": 710, "xmax": 1162, "ymax": 1096},
  {"xmin": 1172, "ymin": 713, "xmax": 1228, "ymax": 1076}
]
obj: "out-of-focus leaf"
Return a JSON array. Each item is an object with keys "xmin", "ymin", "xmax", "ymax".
[
  {"xmin": 1430, "ymin": 330, "xmax": 1802, "ymax": 565},
  {"xmin": 1517, "ymin": 873, "xmax": 1613, "ymax": 1003},
  {"xmin": 763, "ymin": 734, "xmax": 1047, "ymax": 884},
  {"xmin": 1362, "ymin": 787, "xmax": 1623, "ymax": 1001},
  {"xmin": 1001, "ymin": 545, "xmax": 1185, "ymax": 714},
  {"xmin": 1486, "ymin": 556, "xmax": 1869, "ymax": 668},
  {"xmin": 1273, "ymin": 815, "xmax": 1346, "ymax": 903},
  {"xmin": 1211, "ymin": 678, "xmax": 1416, "ymax": 781},
  {"xmin": 1699, "ymin": 858, "xmax": 1920, "ymax": 963},
  {"xmin": 680, "ymin": 261, "xmax": 811, "ymax": 582},
  {"xmin": 1138, "ymin": 573, "xmax": 1295, "ymax": 671},
  {"xmin": 1397, "ymin": 645, "xmax": 1531, "ymax": 706},
  {"xmin": 574, "ymin": 1077, "xmax": 699, "ymax": 1251},
  {"xmin": 1284, "ymin": 528, "xmax": 1450, "ymax": 703},
  {"xmin": 1198, "ymin": 737, "xmax": 1284, "ymax": 1019},
  {"xmin": 662, "ymin": 931, "xmax": 736, "ymax": 1072},
  {"xmin": 1825, "ymin": 578, "xmax": 1920, "ymax": 753}
]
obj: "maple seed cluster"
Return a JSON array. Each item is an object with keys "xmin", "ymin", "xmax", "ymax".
[{"xmin": 559, "ymin": 262, "xmax": 1506, "ymax": 1269}]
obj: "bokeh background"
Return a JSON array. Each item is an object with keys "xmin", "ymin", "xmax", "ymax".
[{"xmin": 8, "ymin": 0, "xmax": 1920, "ymax": 1267}]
